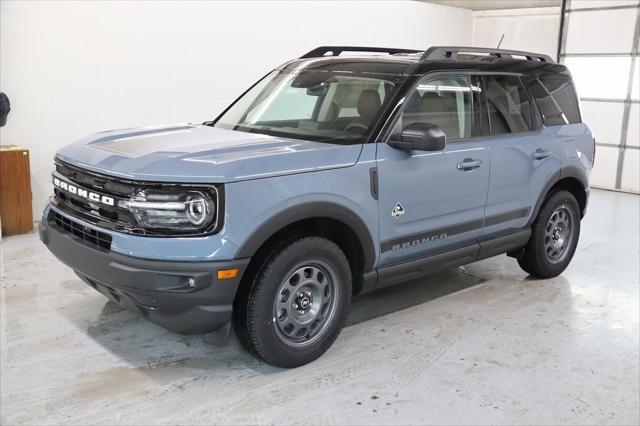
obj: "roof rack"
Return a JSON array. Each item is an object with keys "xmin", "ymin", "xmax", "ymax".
[
  {"xmin": 421, "ymin": 46, "xmax": 554, "ymax": 63},
  {"xmin": 300, "ymin": 46, "xmax": 421, "ymax": 59}
]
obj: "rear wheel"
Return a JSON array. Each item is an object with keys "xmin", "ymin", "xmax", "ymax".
[
  {"xmin": 518, "ymin": 190, "xmax": 581, "ymax": 278},
  {"xmin": 234, "ymin": 236, "xmax": 351, "ymax": 368}
]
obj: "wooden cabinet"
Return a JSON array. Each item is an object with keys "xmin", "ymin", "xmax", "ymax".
[{"xmin": 0, "ymin": 146, "xmax": 33, "ymax": 236}]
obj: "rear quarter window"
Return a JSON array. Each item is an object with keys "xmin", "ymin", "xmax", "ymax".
[{"xmin": 528, "ymin": 77, "xmax": 582, "ymax": 126}]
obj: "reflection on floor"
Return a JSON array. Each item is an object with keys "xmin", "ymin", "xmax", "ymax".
[{"xmin": 1, "ymin": 189, "xmax": 638, "ymax": 425}]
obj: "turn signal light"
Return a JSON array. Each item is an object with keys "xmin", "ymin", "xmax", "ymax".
[{"xmin": 217, "ymin": 268, "xmax": 239, "ymax": 280}]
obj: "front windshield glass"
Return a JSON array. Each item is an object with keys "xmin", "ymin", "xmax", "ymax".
[{"xmin": 213, "ymin": 70, "xmax": 402, "ymax": 144}]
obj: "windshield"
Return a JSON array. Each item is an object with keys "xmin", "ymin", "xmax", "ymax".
[{"xmin": 213, "ymin": 69, "xmax": 402, "ymax": 144}]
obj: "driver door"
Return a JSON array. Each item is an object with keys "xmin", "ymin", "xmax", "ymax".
[{"xmin": 375, "ymin": 74, "xmax": 490, "ymax": 267}]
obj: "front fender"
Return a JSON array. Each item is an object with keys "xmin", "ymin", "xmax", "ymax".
[
  {"xmin": 236, "ymin": 201, "xmax": 376, "ymax": 272},
  {"xmin": 222, "ymin": 163, "xmax": 379, "ymax": 271}
]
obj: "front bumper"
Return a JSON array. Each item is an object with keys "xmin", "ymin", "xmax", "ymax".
[{"xmin": 39, "ymin": 213, "xmax": 249, "ymax": 335}]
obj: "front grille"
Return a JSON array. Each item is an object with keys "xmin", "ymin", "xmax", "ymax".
[
  {"xmin": 56, "ymin": 162, "xmax": 136, "ymax": 198},
  {"xmin": 54, "ymin": 187, "xmax": 127, "ymax": 222},
  {"xmin": 50, "ymin": 211, "xmax": 112, "ymax": 250},
  {"xmin": 54, "ymin": 161, "xmax": 133, "ymax": 225},
  {"xmin": 52, "ymin": 159, "xmax": 223, "ymax": 236}
]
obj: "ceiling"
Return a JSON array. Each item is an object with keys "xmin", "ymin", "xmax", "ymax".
[{"xmin": 422, "ymin": 0, "xmax": 561, "ymax": 10}]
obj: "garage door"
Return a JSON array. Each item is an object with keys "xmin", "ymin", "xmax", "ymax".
[{"xmin": 559, "ymin": 0, "xmax": 640, "ymax": 193}]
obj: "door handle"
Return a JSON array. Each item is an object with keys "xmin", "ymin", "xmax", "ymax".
[
  {"xmin": 532, "ymin": 149, "xmax": 551, "ymax": 160},
  {"xmin": 457, "ymin": 158, "xmax": 483, "ymax": 171}
]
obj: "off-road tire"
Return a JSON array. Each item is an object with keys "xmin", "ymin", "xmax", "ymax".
[
  {"xmin": 233, "ymin": 236, "xmax": 352, "ymax": 368},
  {"xmin": 518, "ymin": 190, "xmax": 581, "ymax": 278}
]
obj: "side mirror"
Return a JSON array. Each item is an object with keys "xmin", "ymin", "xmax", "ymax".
[{"xmin": 389, "ymin": 123, "xmax": 446, "ymax": 151}]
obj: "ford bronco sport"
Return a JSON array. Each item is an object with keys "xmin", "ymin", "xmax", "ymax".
[{"xmin": 40, "ymin": 46, "xmax": 593, "ymax": 367}]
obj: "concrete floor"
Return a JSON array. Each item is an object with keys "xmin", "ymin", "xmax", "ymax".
[{"xmin": 0, "ymin": 188, "xmax": 638, "ymax": 425}]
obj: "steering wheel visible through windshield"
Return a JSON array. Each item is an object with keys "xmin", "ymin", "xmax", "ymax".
[{"xmin": 213, "ymin": 69, "xmax": 402, "ymax": 144}]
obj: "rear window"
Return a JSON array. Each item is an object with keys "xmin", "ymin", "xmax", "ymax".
[
  {"xmin": 528, "ymin": 77, "xmax": 581, "ymax": 126},
  {"xmin": 484, "ymin": 75, "xmax": 533, "ymax": 135}
]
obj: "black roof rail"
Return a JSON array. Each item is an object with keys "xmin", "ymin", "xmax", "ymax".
[
  {"xmin": 421, "ymin": 46, "xmax": 555, "ymax": 63},
  {"xmin": 300, "ymin": 46, "xmax": 421, "ymax": 59}
]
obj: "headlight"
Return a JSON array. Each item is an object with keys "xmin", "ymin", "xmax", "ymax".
[{"xmin": 118, "ymin": 189, "xmax": 216, "ymax": 233}]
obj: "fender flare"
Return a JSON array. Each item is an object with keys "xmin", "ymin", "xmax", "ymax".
[
  {"xmin": 236, "ymin": 201, "xmax": 376, "ymax": 272},
  {"xmin": 560, "ymin": 165, "xmax": 589, "ymax": 189},
  {"xmin": 526, "ymin": 166, "xmax": 589, "ymax": 226}
]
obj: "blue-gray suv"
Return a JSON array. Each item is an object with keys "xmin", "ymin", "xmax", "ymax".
[{"xmin": 40, "ymin": 46, "xmax": 594, "ymax": 367}]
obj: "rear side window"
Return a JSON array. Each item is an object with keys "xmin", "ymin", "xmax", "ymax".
[
  {"xmin": 484, "ymin": 75, "xmax": 533, "ymax": 135},
  {"xmin": 529, "ymin": 77, "xmax": 581, "ymax": 125}
]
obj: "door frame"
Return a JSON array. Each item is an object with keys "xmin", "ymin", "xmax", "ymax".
[
  {"xmin": 373, "ymin": 71, "xmax": 492, "ymax": 267},
  {"xmin": 474, "ymin": 72, "xmax": 556, "ymax": 239}
]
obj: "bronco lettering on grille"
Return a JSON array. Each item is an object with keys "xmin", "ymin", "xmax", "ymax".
[{"xmin": 53, "ymin": 177, "xmax": 115, "ymax": 206}]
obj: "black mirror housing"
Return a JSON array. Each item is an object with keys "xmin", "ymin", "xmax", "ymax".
[{"xmin": 390, "ymin": 123, "xmax": 446, "ymax": 151}]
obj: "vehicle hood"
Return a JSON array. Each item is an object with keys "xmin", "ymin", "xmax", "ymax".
[{"xmin": 55, "ymin": 124, "xmax": 362, "ymax": 183}]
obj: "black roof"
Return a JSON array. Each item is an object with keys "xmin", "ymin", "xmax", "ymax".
[{"xmin": 281, "ymin": 46, "xmax": 570, "ymax": 79}]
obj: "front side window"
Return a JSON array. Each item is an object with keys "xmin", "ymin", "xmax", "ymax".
[
  {"xmin": 214, "ymin": 70, "xmax": 402, "ymax": 144},
  {"xmin": 396, "ymin": 75, "xmax": 472, "ymax": 140},
  {"xmin": 485, "ymin": 75, "xmax": 533, "ymax": 135}
]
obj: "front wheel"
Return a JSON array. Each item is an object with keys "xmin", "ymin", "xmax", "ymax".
[
  {"xmin": 518, "ymin": 190, "xmax": 581, "ymax": 278},
  {"xmin": 233, "ymin": 236, "xmax": 352, "ymax": 368}
]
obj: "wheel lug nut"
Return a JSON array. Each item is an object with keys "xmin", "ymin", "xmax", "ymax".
[
  {"xmin": 306, "ymin": 291, "xmax": 311, "ymax": 297},
  {"xmin": 293, "ymin": 304, "xmax": 298, "ymax": 309}
]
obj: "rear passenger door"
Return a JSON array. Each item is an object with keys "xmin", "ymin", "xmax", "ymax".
[
  {"xmin": 376, "ymin": 74, "xmax": 490, "ymax": 267},
  {"xmin": 479, "ymin": 74, "xmax": 561, "ymax": 238}
]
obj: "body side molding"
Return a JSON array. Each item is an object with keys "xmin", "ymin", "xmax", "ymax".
[
  {"xmin": 375, "ymin": 228, "xmax": 531, "ymax": 290},
  {"xmin": 380, "ymin": 207, "xmax": 530, "ymax": 254}
]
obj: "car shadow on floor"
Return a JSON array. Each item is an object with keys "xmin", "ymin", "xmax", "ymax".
[
  {"xmin": 347, "ymin": 266, "xmax": 484, "ymax": 327},
  {"xmin": 59, "ymin": 265, "xmax": 486, "ymax": 377}
]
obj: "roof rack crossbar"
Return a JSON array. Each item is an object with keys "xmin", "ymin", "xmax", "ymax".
[
  {"xmin": 421, "ymin": 46, "xmax": 555, "ymax": 63},
  {"xmin": 300, "ymin": 46, "xmax": 421, "ymax": 59}
]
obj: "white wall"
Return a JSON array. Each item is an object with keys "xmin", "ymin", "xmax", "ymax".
[
  {"xmin": 0, "ymin": 0, "xmax": 473, "ymax": 219},
  {"xmin": 472, "ymin": 7, "xmax": 560, "ymax": 60}
]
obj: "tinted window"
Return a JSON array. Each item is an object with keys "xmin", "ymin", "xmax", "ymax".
[
  {"xmin": 528, "ymin": 79, "xmax": 563, "ymax": 125},
  {"xmin": 398, "ymin": 75, "xmax": 472, "ymax": 140},
  {"xmin": 485, "ymin": 75, "xmax": 533, "ymax": 135},
  {"xmin": 529, "ymin": 77, "xmax": 581, "ymax": 125}
]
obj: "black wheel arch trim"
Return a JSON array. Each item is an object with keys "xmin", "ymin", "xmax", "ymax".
[
  {"xmin": 235, "ymin": 202, "xmax": 376, "ymax": 272},
  {"xmin": 560, "ymin": 165, "xmax": 589, "ymax": 189},
  {"xmin": 527, "ymin": 166, "xmax": 588, "ymax": 227}
]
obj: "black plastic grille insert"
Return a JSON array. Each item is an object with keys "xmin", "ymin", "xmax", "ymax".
[{"xmin": 50, "ymin": 211, "xmax": 112, "ymax": 250}]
